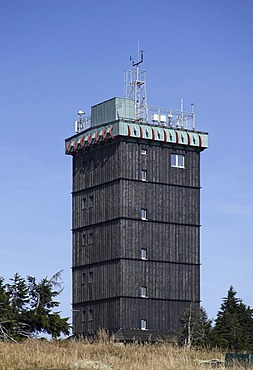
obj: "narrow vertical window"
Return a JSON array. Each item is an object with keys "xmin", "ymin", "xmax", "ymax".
[
  {"xmin": 88, "ymin": 232, "xmax": 93, "ymax": 244},
  {"xmin": 89, "ymin": 271, "xmax": 93, "ymax": 283},
  {"xmin": 88, "ymin": 309, "xmax": 93, "ymax": 321},
  {"xmin": 140, "ymin": 248, "xmax": 147, "ymax": 260},
  {"xmin": 140, "ymin": 286, "xmax": 147, "ymax": 297},
  {"xmin": 141, "ymin": 209, "xmax": 147, "ymax": 220},
  {"xmin": 141, "ymin": 319, "xmax": 147, "ymax": 330},
  {"xmin": 141, "ymin": 170, "xmax": 147, "ymax": 181},
  {"xmin": 82, "ymin": 272, "xmax": 86, "ymax": 285},
  {"xmin": 89, "ymin": 195, "xmax": 94, "ymax": 207},
  {"xmin": 81, "ymin": 232, "xmax": 86, "ymax": 247},
  {"xmin": 82, "ymin": 310, "xmax": 86, "ymax": 322},
  {"xmin": 82, "ymin": 197, "xmax": 86, "ymax": 210},
  {"xmin": 88, "ymin": 309, "xmax": 94, "ymax": 331},
  {"xmin": 89, "ymin": 158, "xmax": 94, "ymax": 170}
]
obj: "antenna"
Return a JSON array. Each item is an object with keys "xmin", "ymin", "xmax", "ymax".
[
  {"xmin": 75, "ymin": 110, "xmax": 85, "ymax": 133},
  {"xmin": 125, "ymin": 45, "xmax": 148, "ymax": 121}
]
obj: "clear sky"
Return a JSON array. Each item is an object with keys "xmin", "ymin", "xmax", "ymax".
[{"xmin": 1, "ymin": 0, "xmax": 253, "ymax": 329}]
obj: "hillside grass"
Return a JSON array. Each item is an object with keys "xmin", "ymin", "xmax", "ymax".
[{"xmin": 0, "ymin": 338, "xmax": 226, "ymax": 370}]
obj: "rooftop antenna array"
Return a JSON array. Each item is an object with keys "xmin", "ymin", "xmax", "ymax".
[{"xmin": 125, "ymin": 45, "xmax": 148, "ymax": 121}]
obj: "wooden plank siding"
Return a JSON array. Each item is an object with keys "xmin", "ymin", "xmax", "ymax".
[{"xmin": 71, "ymin": 138, "xmax": 202, "ymax": 339}]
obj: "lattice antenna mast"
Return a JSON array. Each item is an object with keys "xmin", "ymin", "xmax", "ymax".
[{"xmin": 125, "ymin": 49, "xmax": 148, "ymax": 121}]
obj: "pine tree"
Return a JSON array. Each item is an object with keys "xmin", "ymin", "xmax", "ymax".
[
  {"xmin": 0, "ymin": 271, "xmax": 70, "ymax": 340},
  {"xmin": 211, "ymin": 286, "xmax": 253, "ymax": 352}
]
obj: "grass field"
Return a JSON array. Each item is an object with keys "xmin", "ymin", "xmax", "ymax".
[{"xmin": 0, "ymin": 337, "xmax": 226, "ymax": 370}]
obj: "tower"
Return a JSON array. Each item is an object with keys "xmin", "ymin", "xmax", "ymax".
[{"xmin": 65, "ymin": 57, "xmax": 208, "ymax": 340}]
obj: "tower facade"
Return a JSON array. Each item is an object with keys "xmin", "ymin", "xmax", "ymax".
[{"xmin": 66, "ymin": 83, "xmax": 208, "ymax": 341}]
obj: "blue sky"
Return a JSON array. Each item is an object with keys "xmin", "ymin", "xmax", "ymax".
[{"xmin": 1, "ymin": 0, "xmax": 253, "ymax": 328}]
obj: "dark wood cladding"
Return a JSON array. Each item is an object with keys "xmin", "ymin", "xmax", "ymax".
[{"xmin": 71, "ymin": 137, "xmax": 202, "ymax": 339}]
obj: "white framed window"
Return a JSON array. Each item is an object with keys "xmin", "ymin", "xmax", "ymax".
[
  {"xmin": 141, "ymin": 170, "xmax": 147, "ymax": 181},
  {"xmin": 141, "ymin": 208, "xmax": 147, "ymax": 220},
  {"xmin": 141, "ymin": 319, "xmax": 147, "ymax": 330},
  {"xmin": 171, "ymin": 153, "xmax": 185, "ymax": 168},
  {"xmin": 141, "ymin": 148, "xmax": 147, "ymax": 155},
  {"xmin": 140, "ymin": 286, "xmax": 147, "ymax": 297},
  {"xmin": 140, "ymin": 248, "xmax": 147, "ymax": 260}
]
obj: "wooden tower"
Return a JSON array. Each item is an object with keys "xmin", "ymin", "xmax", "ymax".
[{"xmin": 65, "ymin": 62, "xmax": 208, "ymax": 341}]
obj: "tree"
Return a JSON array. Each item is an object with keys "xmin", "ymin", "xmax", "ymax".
[
  {"xmin": 180, "ymin": 303, "xmax": 212, "ymax": 348},
  {"xmin": 26, "ymin": 271, "xmax": 70, "ymax": 339},
  {"xmin": 211, "ymin": 286, "xmax": 253, "ymax": 352},
  {"xmin": 0, "ymin": 271, "xmax": 70, "ymax": 341}
]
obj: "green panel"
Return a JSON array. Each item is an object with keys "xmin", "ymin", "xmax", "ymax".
[{"xmin": 91, "ymin": 98, "xmax": 135, "ymax": 127}]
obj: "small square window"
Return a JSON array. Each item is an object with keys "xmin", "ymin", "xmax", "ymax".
[
  {"xmin": 141, "ymin": 148, "xmax": 147, "ymax": 155},
  {"xmin": 141, "ymin": 319, "xmax": 147, "ymax": 330},
  {"xmin": 140, "ymin": 286, "xmax": 147, "ymax": 297},
  {"xmin": 171, "ymin": 154, "xmax": 185, "ymax": 168},
  {"xmin": 140, "ymin": 249, "xmax": 147, "ymax": 260},
  {"xmin": 141, "ymin": 170, "xmax": 147, "ymax": 181},
  {"xmin": 141, "ymin": 209, "xmax": 147, "ymax": 220}
]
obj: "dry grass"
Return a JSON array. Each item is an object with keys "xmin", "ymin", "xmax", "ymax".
[{"xmin": 0, "ymin": 338, "xmax": 225, "ymax": 370}]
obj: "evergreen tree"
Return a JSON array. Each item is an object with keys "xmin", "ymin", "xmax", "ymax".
[
  {"xmin": 180, "ymin": 303, "xmax": 212, "ymax": 348},
  {"xmin": 211, "ymin": 286, "xmax": 253, "ymax": 352},
  {"xmin": 0, "ymin": 271, "xmax": 70, "ymax": 341}
]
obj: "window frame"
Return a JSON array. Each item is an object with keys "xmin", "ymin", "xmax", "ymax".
[
  {"xmin": 140, "ymin": 248, "xmax": 147, "ymax": 260},
  {"xmin": 141, "ymin": 208, "xmax": 147, "ymax": 220},
  {"xmin": 140, "ymin": 286, "xmax": 147, "ymax": 298},
  {"xmin": 171, "ymin": 153, "xmax": 185, "ymax": 169},
  {"xmin": 141, "ymin": 169, "xmax": 147, "ymax": 181},
  {"xmin": 141, "ymin": 319, "xmax": 147, "ymax": 330}
]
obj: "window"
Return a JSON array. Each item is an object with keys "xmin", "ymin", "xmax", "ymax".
[
  {"xmin": 89, "ymin": 195, "xmax": 94, "ymax": 208},
  {"xmin": 141, "ymin": 208, "xmax": 147, "ymax": 220},
  {"xmin": 82, "ymin": 197, "xmax": 86, "ymax": 210},
  {"xmin": 140, "ymin": 286, "xmax": 147, "ymax": 297},
  {"xmin": 171, "ymin": 153, "xmax": 185, "ymax": 168},
  {"xmin": 89, "ymin": 271, "xmax": 93, "ymax": 283},
  {"xmin": 88, "ymin": 232, "xmax": 93, "ymax": 244},
  {"xmin": 141, "ymin": 148, "xmax": 147, "ymax": 155},
  {"xmin": 141, "ymin": 319, "xmax": 147, "ymax": 330},
  {"xmin": 82, "ymin": 310, "xmax": 86, "ymax": 322},
  {"xmin": 141, "ymin": 170, "xmax": 147, "ymax": 181},
  {"xmin": 89, "ymin": 158, "xmax": 94, "ymax": 170},
  {"xmin": 81, "ymin": 232, "xmax": 86, "ymax": 247},
  {"xmin": 82, "ymin": 272, "xmax": 86, "ymax": 285},
  {"xmin": 88, "ymin": 309, "xmax": 94, "ymax": 331},
  {"xmin": 140, "ymin": 248, "xmax": 147, "ymax": 260}
]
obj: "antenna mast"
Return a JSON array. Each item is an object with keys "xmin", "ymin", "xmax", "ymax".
[{"xmin": 125, "ymin": 47, "xmax": 148, "ymax": 121}]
